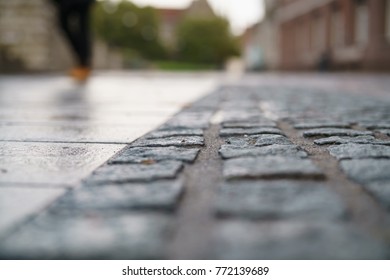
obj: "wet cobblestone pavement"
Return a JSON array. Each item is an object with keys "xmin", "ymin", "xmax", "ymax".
[{"xmin": 1, "ymin": 73, "xmax": 390, "ymax": 259}]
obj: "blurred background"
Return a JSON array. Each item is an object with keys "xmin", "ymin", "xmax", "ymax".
[{"xmin": 0, "ymin": 0, "xmax": 389, "ymax": 73}]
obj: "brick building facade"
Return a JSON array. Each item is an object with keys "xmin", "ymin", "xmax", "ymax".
[{"xmin": 277, "ymin": 0, "xmax": 390, "ymax": 70}]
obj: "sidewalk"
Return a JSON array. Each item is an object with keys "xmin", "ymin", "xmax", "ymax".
[{"xmin": 0, "ymin": 72, "xmax": 390, "ymax": 259}]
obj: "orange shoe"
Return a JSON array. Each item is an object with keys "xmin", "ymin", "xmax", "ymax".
[{"xmin": 69, "ymin": 67, "xmax": 91, "ymax": 82}]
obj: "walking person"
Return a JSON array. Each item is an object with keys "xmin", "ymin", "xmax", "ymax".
[{"xmin": 51, "ymin": 0, "xmax": 95, "ymax": 82}]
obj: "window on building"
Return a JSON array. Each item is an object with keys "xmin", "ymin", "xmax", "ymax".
[
  {"xmin": 332, "ymin": 8, "xmax": 344, "ymax": 47},
  {"xmin": 354, "ymin": 0, "xmax": 369, "ymax": 45},
  {"xmin": 386, "ymin": 0, "xmax": 390, "ymax": 41}
]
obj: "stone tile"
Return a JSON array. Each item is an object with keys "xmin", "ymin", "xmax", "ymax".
[
  {"xmin": 340, "ymin": 159, "xmax": 390, "ymax": 184},
  {"xmin": 314, "ymin": 136, "xmax": 390, "ymax": 146},
  {"xmin": 0, "ymin": 187, "xmax": 66, "ymax": 237},
  {"xmin": 215, "ymin": 181, "xmax": 345, "ymax": 220},
  {"xmin": 220, "ymin": 127, "xmax": 284, "ymax": 137},
  {"xmin": 223, "ymin": 156, "xmax": 324, "ymax": 180},
  {"xmin": 328, "ymin": 144, "xmax": 390, "ymax": 160},
  {"xmin": 110, "ymin": 146, "xmax": 200, "ymax": 164},
  {"xmin": 132, "ymin": 136, "xmax": 204, "ymax": 147},
  {"xmin": 294, "ymin": 122, "xmax": 352, "ymax": 129},
  {"xmin": 145, "ymin": 128, "xmax": 203, "ymax": 139},
  {"xmin": 213, "ymin": 221, "xmax": 385, "ymax": 259},
  {"xmin": 0, "ymin": 213, "xmax": 172, "ymax": 259},
  {"xmin": 378, "ymin": 129, "xmax": 390, "ymax": 136},
  {"xmin": 359, "ymin": 122, "xmax": 390, "ymax": 130},
  {"xmin": 86, "ymin": 161, "xmax": 184, "ymax": 184},
  {"xmin": 219, "ymin": 144, "xmax": 308, "ymax": 159},
  {"xmin": 55, "ymin": 180, "xmax": 184, "ymax": 212},
  {"xmin": 225, "ymin": 134, "xmax": 292, "ymax": 147},
  {"xmin": 0, "ymin": 142, "xmax": 124, "ymax": 185},
  {"xmin": 0, "ymin": 124, "xmax": 152, "ymax": 144},
  {"xmin": 303, "ymin": 128, "xmax": 373, "ymax": 138}
]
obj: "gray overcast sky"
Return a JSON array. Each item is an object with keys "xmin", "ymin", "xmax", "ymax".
[{"xmin": 128, "ymin": 0, "xmax": 264, "ymax": 34}]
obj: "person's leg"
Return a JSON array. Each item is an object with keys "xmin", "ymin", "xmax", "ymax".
[
  {"xmin": 77, "ymin": 3, "xmax": 92, "ymax": 68},
  {"xmin": 58, "ymin": 4, "xmax": 80, "ymax": 59}
]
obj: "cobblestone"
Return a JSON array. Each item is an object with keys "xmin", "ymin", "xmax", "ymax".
[
  {"xmin": 214, "ymin": 221, "xmax": 385, "ymax": 259},
  {"xmin": 328, "ymin": 144, "xmax": 390, "ymax": 160},
  {"xmin": 222, "ymin": 120, "xmax": 277, "ymax": 128},
  {"xmin": 314, "ymin": 136, "xmax": 390, "ymax": 146},
  {"xmin": 215, "ymin": 180, "xmax": 346, "ymax": 220},
  {"xmin": 110, "ymin": 146, "xmax": 200, "ymax": 164},
  {"xmin": 132, "ymin": 136, "xmax": 204, "ymax": 147},
  {"xmin": 55, "ymin": 180, "xmax": 184, "ymax": 212},
  {"xmin": 86, "ymin": 161, "xmax": 183, "ymax": 184},
  {"xmin": 220, "ymin": 127, "xmax": 284, "ymax": 137},
  {"xmin": 145, "ymin": 128, "xmax": 204, "ymax": 139},
  {"xmin": 223, "ymin": 156, "xmax": 324, "ymax": 180},
  {"xmin": 340, "ymin": 159, "xmax": 390, "ymax": 184},
  {"xmin": 219, "ymin": 144, "xmax": 308, "ymax": 159},
  {"xmin": 0, "ymin": 213, "xmax": 172, "ymax": 259},
  {"xmin": 294, "ymin": 122, "xmax": 352, "ymax": 129},
  {"xmin": 303, "ymin": 128, "xmax": 373, "ymax": 138},
  {"xmin": 225, "ymin": 135, "xmax": 292, "ymax": 147}
]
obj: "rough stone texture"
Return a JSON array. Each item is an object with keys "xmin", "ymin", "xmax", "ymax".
[
  {"xmin": 132, "ymin": 136, "xmax": 204, "ymax": 147},
  {"xmin": 340, "ymin": 159, "xmax": 390, "ymax": 184},
  {"xmin": 145, "ymin": 128, "xmax": 203, "ymax": 139},
  {"xmin": 0, "ymin": 213, "xmax": 172, "ymax": 259},
  {"xmin": 215, "ymin": 181, "xmax": 346, "ymax": 220},
  {"xmin": 225, "ymin": 134, "xmax": 292, "ymax": 147},
  {"xmin": 0, "ymin": 142, "xmax": 124, "ymax": 185},
  {"xmin": 328, "ymin": 144, "xmax": 390, "ymax": 160},
  {"xmin": 219, "ymin": 144, "xmax": 308, "ymax": 159},
  {"xmin": 303, "ymin": 128, "xmax": 373, "ymax": 138},
  {"xmin": 294, "ymin": 122, "xmax": 352, "ymax": 129},
  {"xmin": 378, "ymin": 129, "xmax": 390, "ymax": 136},
  {"xmin": 54, "ymin": 180, "xmax": 184, "ymax": 212},
  {"xmin": 220, "ymin": 127, "xmax": 284, "ymax": 137},
  {"xmin": 314, "ymin": 136, "xmax": 390, "ymax": 146},
  {"xmin": 86, "ymin": 161, "xmax": 183, "ymax": 184},
  {"xmin": 110, "ymin": 146, "xmax": 200, "ymax": 164},
  {"xmin": 223, "ymin": 156, "xmax": 324, "ymax": 180},
  {"xmin": 214, "ymin": 221, "xmax": 385, "ymax": 259}
]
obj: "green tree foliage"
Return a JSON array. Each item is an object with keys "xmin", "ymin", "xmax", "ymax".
[
  {"xmin": 92, "ymin": 0, "xmax": 165, "ymax": 59},
  {"xmin": 176, "ymin": 17, "xmax": 240, "ymax": 65}
]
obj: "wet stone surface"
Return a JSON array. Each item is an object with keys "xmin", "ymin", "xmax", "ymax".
[
  {"xmin": 303, "ymin": 128, "xmax": 373, "ymax": 138},
  {"xmin": 110, "ymin": 146, "xmax": 200, "ymax": 164},
  {"xmin": 328, "ymin": 144, "xmax": 390, "ymax": 160},
  {"xmin": 223, "ymin": 156, "xmax": 324, "ymax": 180},
  {"xmin": 86, "ymin": 161, "xmax": 184, "ymax": 184},
  {"xmin": 215, "ymin": 180, "xmax": 346, "ymax": 220},
  {"xmin": 132, "ymin": 136, "xmax": 204, "ymax": 147},
  {"xmin": 213, "ymin": 221, "xmax": 386, "ymax": 260},
  {"xmin": 219, "ymin": 144, "xmax": 308, "ymax": 159},
  {"xmin": 0, "ymin": 212, "xmax": 172, "ymax": 259},
  {"xmin": 54, "ymin": 180, "xmax": 184, "ymax": 212}
]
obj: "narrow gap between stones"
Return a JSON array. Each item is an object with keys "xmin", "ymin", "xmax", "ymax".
[
  {"xmin": 278, "ymin": 121, "xmax": 390, "ymax": 238},
  {"xmin": 168, "ymin": 124, "xmax": 224, "ymax": 259}
]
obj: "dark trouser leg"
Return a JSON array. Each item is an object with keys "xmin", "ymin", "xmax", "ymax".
[{"xmin": 57, "ymin": 3, "xmax": 92, "ymax": 68}]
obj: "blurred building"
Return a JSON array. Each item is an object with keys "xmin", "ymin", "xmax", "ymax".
[
  {"xmin": 247, "ymin": 0, "xmax": 390, "ymax": 71},
  {"xmin": 0, "ymin": 0, "xmax": 122, "ymax": 72},
  {"xmin": 157, "ymin": 0, "xmax": 216, "ymax": 49}
]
